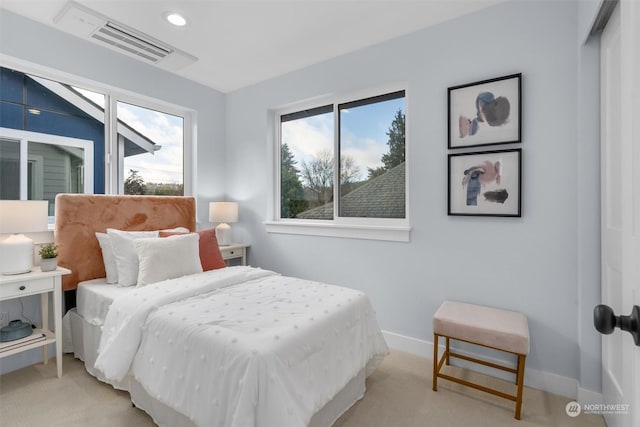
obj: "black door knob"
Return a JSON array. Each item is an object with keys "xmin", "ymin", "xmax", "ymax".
[{"xmin": 594, "ymin": 304, "xmax": 640, "ymax": 346}]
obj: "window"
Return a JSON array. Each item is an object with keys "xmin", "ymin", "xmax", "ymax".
[
  {"xmin": 338, "ymin": 92, "xmax": 405, "ymax": 219},
  {"xmin": 0, "ymin": 129, "xmax": 93, "ymax": 215},
  {"xmin": 117, "ymin": 101, "xmax": 184, "ymax": 195},
  {"xmin": 0, "ymin": 65, "xmax": 190, "ymax": 212},
  {"xmin": 280, "ymin": 105, "xmax": 334, "ymax": 219},
  {"xmin": 271, "ymin": 88, "xmax": 408, "ymax": 241}
]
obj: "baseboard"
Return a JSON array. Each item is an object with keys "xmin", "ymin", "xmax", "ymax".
[
  {"xmin": 577, "ymin": 386, "xmax": 604, "ymax": 406},
  {"xmin": 382, "ymin": 330, "xmax": 431, "ymax": 357},
  {"xmin": 382, "ymin": 330, "xmax": 581, "ymax": 400}
]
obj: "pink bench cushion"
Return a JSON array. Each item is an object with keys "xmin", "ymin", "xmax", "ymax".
[{"xmin": 433, "ymin": 301, "xmax": 530, "ymax": 355}]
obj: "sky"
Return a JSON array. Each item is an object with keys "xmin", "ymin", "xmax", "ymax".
[
  {"xmin": 282, "ymin": 97, "xmax": 404, "ymax": 182},
  {"xmin": 118, "ymin": 102, "xmax": 183, "ymax": 185}
]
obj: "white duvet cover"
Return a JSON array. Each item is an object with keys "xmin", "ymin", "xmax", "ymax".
[{"xmin": 95, "ymin": 266, "xmax": 388, "ymax": 427}]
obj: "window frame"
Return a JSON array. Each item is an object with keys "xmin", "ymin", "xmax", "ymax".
[
  {"xmin": 266, "ymin": 84, "xmax": 410, "ymax": 242},
  {"xmin": 108, "ymin": 95, "xmax": 192, "ymax": 196},
  {"xmin": 1, "ymin": 127, "xmax": 94, "ymax": 222}
]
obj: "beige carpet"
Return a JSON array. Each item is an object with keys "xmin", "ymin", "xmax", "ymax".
[{"xmin": 0, "ymin": 351, "xmax": 606, "ymax": 427}]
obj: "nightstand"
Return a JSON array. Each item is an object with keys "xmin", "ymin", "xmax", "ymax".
[
  {"xmin": 0, "ymin": 267, "xmax": 70, "ymax": 378},
  {"xmin": 219, "ymin": 243, "xmax": 250, "ymax": 266}
]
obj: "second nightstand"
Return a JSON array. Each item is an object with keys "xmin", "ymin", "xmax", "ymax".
[{"xmin": 219, "ymin": 243, "xmax": 250, "ymax": 266}]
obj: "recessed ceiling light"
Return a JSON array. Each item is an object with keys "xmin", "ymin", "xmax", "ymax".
[{"xmin": 164, "ymin": 12, "xmax": 187, "ymax": 27}]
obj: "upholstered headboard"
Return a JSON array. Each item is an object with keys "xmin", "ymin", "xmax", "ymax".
[{"xmin": 54, "ymin": 194, "xmax": 196, "ymax": 291}]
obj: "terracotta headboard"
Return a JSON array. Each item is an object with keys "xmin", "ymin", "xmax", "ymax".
[{"xmin": 54, "ymin": 194, "xmax": 196, "ymax": 291}]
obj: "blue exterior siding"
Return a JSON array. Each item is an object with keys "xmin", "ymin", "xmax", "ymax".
[{"xmin": 0, "ymin": 67, "xmax": 105, "ymax": 193}]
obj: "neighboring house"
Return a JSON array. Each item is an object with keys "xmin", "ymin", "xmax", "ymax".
[
  {"xmin": 0, "ymin": 67, "xmax": 158, "ymax": 210},
  {"xmin": 297, "ymin": 162, "xmax": 405, "ymax": 219}
]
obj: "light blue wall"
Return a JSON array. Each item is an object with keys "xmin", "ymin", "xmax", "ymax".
[
  {"xmin": 0, "ymin": 10, "xmax": 226, "ymax": 373},
  {"xmin": 225, "ymin": 0, "xmax": 601, "ymax": 392}
]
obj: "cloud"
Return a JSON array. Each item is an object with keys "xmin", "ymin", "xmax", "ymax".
[
  {"xmin": 281, "ymin": 114, "xmax": 333, "ymax": 166},
  {"xmin": 119, "ymin": 105, "xmax": 184, "ymax": 184},
  {"xmin": 340, "ymin": 133, "xmax": 386, "ymax": 180}
]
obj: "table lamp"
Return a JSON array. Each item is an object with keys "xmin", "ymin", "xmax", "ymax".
[
  {"xmin": 209, "ymin": 202, "xmax": 238, "ymax": 246},
  {"xmin": 0, "ymin": 200, "xmax": 49, "ymax": 275}
]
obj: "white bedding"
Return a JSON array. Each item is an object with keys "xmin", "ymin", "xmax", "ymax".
[
  {"xmin": 94, "ymin": 266, "xmax": 388, "ymax": 427},
  {"xmin": 76, "ymin": 278, "xmax": 132, "ymax": 325}
]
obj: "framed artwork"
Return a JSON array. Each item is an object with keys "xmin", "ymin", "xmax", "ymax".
[
  {"xmin": 448, "ymin": 149, "xmax": 521, "ymax": 217},
  {"xmin": 448, "ymin": 73, "xmax": 521, "ymax": 149}
]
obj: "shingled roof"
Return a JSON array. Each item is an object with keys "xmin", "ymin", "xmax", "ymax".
[{"xmin": 297, "ymin": 162, "xmax": 405, "ymax": 219}]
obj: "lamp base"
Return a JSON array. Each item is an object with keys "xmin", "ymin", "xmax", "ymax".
[
  {"xmin": 0, "ymin": 234, "xmax": 34, "ymax": 275},
  {"xmin": 215, "ymin": 223, "xmax": 231, "ymax": 246}
]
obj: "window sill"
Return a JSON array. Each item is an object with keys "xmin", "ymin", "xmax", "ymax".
[{"xmin": 263, "ymin": 221, "xmax": 410, "ymax": 242}]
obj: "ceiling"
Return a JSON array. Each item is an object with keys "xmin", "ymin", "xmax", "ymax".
[{"xmin": 1, "ymin": 0, "xmax": 504, "ymax": 93}]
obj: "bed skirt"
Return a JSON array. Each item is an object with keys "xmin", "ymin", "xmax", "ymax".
[
  {"xmin": 63, "ymin": 308, "xmax": 129, "ymax": 390},
  {"xmin": 63, "ymin": 308, "xmax": 366, "ymax": 427},
  {"xmin": 129, "ymin": 367, "xmax": 366, "ymax": 427}
]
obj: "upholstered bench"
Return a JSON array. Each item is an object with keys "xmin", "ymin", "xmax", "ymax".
[{"xmin": 432, "ymin": 301, "xmax": 530, "ymax": 420}]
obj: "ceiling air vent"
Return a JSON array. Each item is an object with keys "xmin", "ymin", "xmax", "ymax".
[
  {"xmin": 54, "ymin": 1, "xmax": 197, "ymax": 71},
  {"xmin": 92, "ymin": 21, "xmax": 170, "ymax": 64}
]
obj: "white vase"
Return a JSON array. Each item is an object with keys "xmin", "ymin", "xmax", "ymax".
[{"xmin": 40, "ymin": 258, "xmax": 57, "ymax": 272}]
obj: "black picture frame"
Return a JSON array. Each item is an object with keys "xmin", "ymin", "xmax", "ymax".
[
  {"xmin": 448, "ymin": 149, "xmax": 522, "ymax": 217},
  {"xmin": 448, "ymin": 73, "xmax": 522, "ymax": 149}
]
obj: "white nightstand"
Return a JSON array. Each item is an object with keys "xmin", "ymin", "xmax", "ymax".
[
  {"xmin": 219, "ymin": 243, "xmax": 250, "ymax": 266},
  {"xmin": 0, "ymin": 267, "xmax": 70, "ymax": 378}
]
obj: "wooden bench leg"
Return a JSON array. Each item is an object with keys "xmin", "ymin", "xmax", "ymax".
[
  {"xmin": 432, "ymin": 333, "xmax": 439, "ymax": 391},
  {"xmin": 515, "ymin": 354, "xmax": 526, "ymax": 420},
  {"xmin": 431, "ymin": 334, "xmax": 527, "ymax": 420},
  {"xmin": 445, "ymin": 337, "xmax": 450, "ymax": 365}
]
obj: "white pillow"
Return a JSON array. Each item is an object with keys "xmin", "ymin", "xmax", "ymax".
[
  {"xmin": 107, "ymin": 229, "xmax": 159, "ymax": 287},
  {"xmin": 97, "ymin": 227, "xmax": 189, "ymax": 285},
  {"xmin": 95, "ymin": 232, "xmax": 119, "ymax": 284},
  {"xmin": 135, "ymin": 233, "xmax": 202, "ymax": 287},
  {"xmin": 160, "ymin": 227, "xmax": 190, "ymax": 233}
]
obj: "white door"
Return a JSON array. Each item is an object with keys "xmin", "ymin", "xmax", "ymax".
[{"xmin": 600, "ymin": 1, "xmax": 639, "ymax": 427}]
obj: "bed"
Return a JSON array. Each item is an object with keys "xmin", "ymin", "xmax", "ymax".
[{"xmin": 56, "ymin": 194, "xmax": 389, "ymax": 427}]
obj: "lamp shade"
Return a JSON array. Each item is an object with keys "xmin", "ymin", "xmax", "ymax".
[
  {"xmin": 0, "ymin": 200, "xmax": 49, "ymax": 233},
  {"xmin": 209, "ymin": 202, "xmax": 238, "ymax": 224}
]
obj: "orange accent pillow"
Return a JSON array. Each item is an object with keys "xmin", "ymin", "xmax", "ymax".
[{"xmin": 159, "ymin": 228, "xmax": 226, "ymax": 271}]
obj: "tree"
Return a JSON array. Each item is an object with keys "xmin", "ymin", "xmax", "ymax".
[
  {"xmin": 367, "ymin": 166, "xmax": 387, "ymax": 180},
  {"xmin": 301, "ymin": 150, "xmax": 361, "ymax": 205},
  {"xmin": 301, "ymin": 149, "xmax": 333, "ymax": 204},
  {"xmin": 124, "ymin": 169, "xmax": 146, "ymax": 195},
  {"xmin": 364, "ymin": 110, "xmax": 405, "ymax": 181},
  {"xmin": 280, "ymin": 143, "xmax": 307, "ymax": 218},
  {"xmin": 381, "ymin": 109, "xmax": 406, "ymax": 170},
  {"xmin": 147, "ymin": 182, "xmax": 184, "ymax": 196},
  {"xmin": 340, "ymin": 155, "xmax": 360, "ymax": 185}
]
